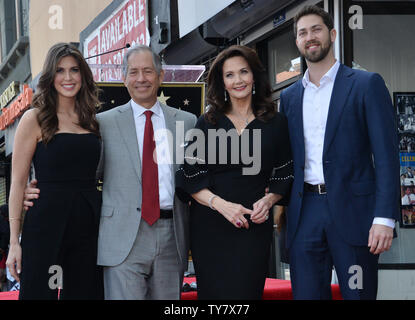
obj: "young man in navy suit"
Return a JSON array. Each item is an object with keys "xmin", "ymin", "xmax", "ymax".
[{"xmin": 279, "ymin": 5, "xmax": 400, "ymax": 299}]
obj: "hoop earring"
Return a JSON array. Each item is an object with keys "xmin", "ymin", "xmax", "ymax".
[
  {"xmin": 252, "ymin": 83, "xmax": 256, "ymax": 95},
  {"xmin": 224, "ymin": 90, "xmax": 228, "ymax": 102}
]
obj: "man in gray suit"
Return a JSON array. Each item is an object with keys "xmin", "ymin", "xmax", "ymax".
[{"xmin": 24, "ymin": 45, "xmax": 197, "ymax": 300}]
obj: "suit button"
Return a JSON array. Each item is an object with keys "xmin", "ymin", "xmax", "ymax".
[
  {"xmin": 301, "ymin": 166, "xmax": 305, "ymax": 170},
  {"xmin": 299, "ymin": 192, "xmax": 302, "ymax": 198},
  {"xmin": 137, "ymin": 208, "xmax": 140, "ymax": 211}
]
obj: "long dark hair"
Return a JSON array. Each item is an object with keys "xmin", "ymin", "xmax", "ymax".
[
  {"xmin": 32, "ymin": 42, "xmax": 100, "ymax": 144},
  {"xmin": 205, "ymin": 45, "xmax": 276, "ymax": 124}
]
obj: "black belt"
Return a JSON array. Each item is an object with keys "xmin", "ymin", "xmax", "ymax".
[
  {"xmin": 304, "ymin": 183, "xmax": 327, "ymax": 194},
  {"xmin": 160, "ymin": 209, "xmax": 173, "ymax": 219}
]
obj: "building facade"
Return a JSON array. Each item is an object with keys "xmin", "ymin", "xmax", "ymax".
[
  {"xmin": 0, "ymin": 0, "xmax": 30, "ymax": 205},
  {"xmin": 0, "ymin": 0, "xmax": 112, "ymax": 204}
]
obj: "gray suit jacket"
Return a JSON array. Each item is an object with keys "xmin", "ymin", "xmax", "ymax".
[{"xmin": 96, "ymin": 101, "xmax": 197, "ymax": 272}]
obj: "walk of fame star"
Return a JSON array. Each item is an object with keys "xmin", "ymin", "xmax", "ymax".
[{"xmin": 158, "ymin": 91, "xmax": 171, "ymax": 104}]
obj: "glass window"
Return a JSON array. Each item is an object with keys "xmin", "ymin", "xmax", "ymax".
[
  {"xmin": 21, "ymin": 0, "xmax": 30, "ymax": 36},
  {"xmin": 353, "ymin": 15, "xmax": 415, "ymax": 94},
  {"xmin": 0, "ymin": 0, "xmax": 17, "ymax": 56},
  {"xmin": 352, "ymin": 11, "xmax": 415, "ymax": 265},
  {"xmin": 0, "ymin": 31, "xmax": 3, "ymax": 62},
  {"xmin": 267, "ymin": 26, "xmax": 301, "ymax": 87}
]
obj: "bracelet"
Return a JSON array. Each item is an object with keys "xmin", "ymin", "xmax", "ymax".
[
  {"xmin": 208, "ymin": 195, "xmax": 217, "ymax": 210},
  {"xmin": 9, "ymin": 218, "xmax": 21, "ymax": 221}
]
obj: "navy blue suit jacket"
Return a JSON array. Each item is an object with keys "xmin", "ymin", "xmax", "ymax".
[{"xmin": 280, "ymin": 64, "xmax": 400, "ymax": 248}]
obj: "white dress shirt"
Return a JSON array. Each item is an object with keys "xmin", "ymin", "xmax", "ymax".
[
  {"xmin": 131, "ymin": 100, "xmax": 174, "ymax": 210},
  {"xmin": 302, "ymin": 60, "xmax": 340, "ymax": 185},
  {"xmin": 302, "ymin": 60, "xmax": 395, "ymax": 229}
]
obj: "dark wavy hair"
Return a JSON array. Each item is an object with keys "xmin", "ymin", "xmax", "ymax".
[
  {"xmin": 205, "ymin": 45, "xmax": 276, "ymax": 124},
  {"xmin": 32, "ymin": 42, "xmax": 101, "ymax": 144}
]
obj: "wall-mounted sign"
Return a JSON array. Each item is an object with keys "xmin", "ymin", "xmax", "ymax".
[
  {"xmin": 0, "ymin": 84, "xmax": 33, "ymax": 130},
  {"xmin": 273, "ymin": 11, "xmax": 286, "ymax": 29},
  {"xmin": 0, "ymin": 81, "xmax": 20, "ymax": 109},
  {"xmin": 396, "ymin": 92, "xmax": 415, "ymax": 228},
  {"xmin": 83, "ymin": 0, "xmax": 149, "ymax": 82},
  {"xmin": 97, "ymin": 82, "xmax": 205, "ymax": 117}
]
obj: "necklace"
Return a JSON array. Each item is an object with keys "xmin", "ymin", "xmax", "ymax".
[
  {"xmin": 238, "ymin": 112, "xmax": 252, "ymax": 135},
  {"xmin": 233, "ymin": 110, "xmax": 252, "ymax": 125},
  {"xmin": 228, "ymin": 109, "xmax": 253, "ymax": 135},
  {"xmin": 244, "ymin": 112, "xmax": 253, "ymax": 125}
]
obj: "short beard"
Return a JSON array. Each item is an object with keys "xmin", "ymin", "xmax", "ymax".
[{"xmin": 302, "ymin": 40, "xmax": 332, "ymax": 63}]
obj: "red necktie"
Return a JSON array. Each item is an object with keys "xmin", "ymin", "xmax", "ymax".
[{"xmin": 141, "ymin": 110, "xmax": 160, "ymax": 225}]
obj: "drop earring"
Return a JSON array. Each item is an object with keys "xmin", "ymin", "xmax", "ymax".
[
  {"xmin": 224, "ymin": 90, "xmax": 228, "ymax": 102},
  {"xmin": 252, "ymin": 83, "xmax": 256, "ymax": 95}
]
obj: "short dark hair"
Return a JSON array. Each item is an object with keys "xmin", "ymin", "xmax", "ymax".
[{"xmin": 293, "ymin": 5, "xmax": 334, "ymax": 36}]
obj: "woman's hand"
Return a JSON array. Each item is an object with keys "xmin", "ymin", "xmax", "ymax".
[
  {"xmin": 6, "ymin": 243, "xmax": 22, "ymax": 282},
  {"xmin": 212, "ymin": 197, "xmax": 252, "ymax": 229},
  {"xmin": 250, "ymin": 193, "xmax": 282, "ymax": 224}
]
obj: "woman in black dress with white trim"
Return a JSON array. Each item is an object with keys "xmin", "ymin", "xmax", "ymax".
[{"xmin": 176, "ymin": 45, "xmax": 293, "ymax": 299}]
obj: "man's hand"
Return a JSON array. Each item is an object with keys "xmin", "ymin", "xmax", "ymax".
[
  {"xmin": 23, "ymin": 179, "xmax": 39, "ymax": 211},
  {"xmin": 368, "ymin": 224, "xmax": 393, "ymax": 255}
]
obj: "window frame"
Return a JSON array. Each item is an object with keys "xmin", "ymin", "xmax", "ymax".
[{"xmin": 343, "ymin": 0, "xmax": 415, "ymax": 67}]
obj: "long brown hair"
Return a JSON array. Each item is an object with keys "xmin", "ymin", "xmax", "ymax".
[
  {"xmin": 32, "ymin": 42, "xmax": 101, "ymax": 143},
  {"xmin": 205, "ymin": 45, "xmax": 276, "ymax": 124}
]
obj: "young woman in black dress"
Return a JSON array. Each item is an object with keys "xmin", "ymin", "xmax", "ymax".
[
  {"xmin": 176, "ymin": 45, "xmax": 294, "ymax": 299},
  {"xmin": 6, "ymin": 43, "xmax": 102, "ymax": 300}
]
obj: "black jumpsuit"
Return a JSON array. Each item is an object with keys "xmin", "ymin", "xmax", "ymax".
[{"xmin": 19, "ymin": 133, "xmax": 103, "ymax": 300}]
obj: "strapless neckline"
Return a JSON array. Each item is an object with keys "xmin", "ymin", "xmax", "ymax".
[{"xmin": 37, "ymin": 132, "xmax": 97, "ymax": 144}]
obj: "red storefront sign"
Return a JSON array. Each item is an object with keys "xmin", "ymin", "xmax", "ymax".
[
  {"xmin": 84, "ymin": 0, "xmax": 148, "ymax": 82},
  {"xmin": 0, "ymin": 84, "xmax": 33, "ymax": 130}
]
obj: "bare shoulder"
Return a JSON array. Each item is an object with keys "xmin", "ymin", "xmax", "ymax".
[
  {"xmin": 20, "ymin": 108, "xmax": 39, "ymax": 121},
  {"xmin": 12, "ymin": 108, "xmax": 41, "ymax": 171}
]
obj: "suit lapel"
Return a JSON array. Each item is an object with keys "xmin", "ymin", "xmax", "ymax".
[
  {"xmin": 323, "ymin": 64, "xmax": 355, "ymax": 156},
  {"xmin": 291, "ymin": 82, "xmax": 306, "ymax": 166},
  {"xmin": 160, "ymin": 103, "xmax": 177, "ymax": 185},
  {"xmin": 115, "ymin": 102, "xmax": 142, "ymax": 183}
]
